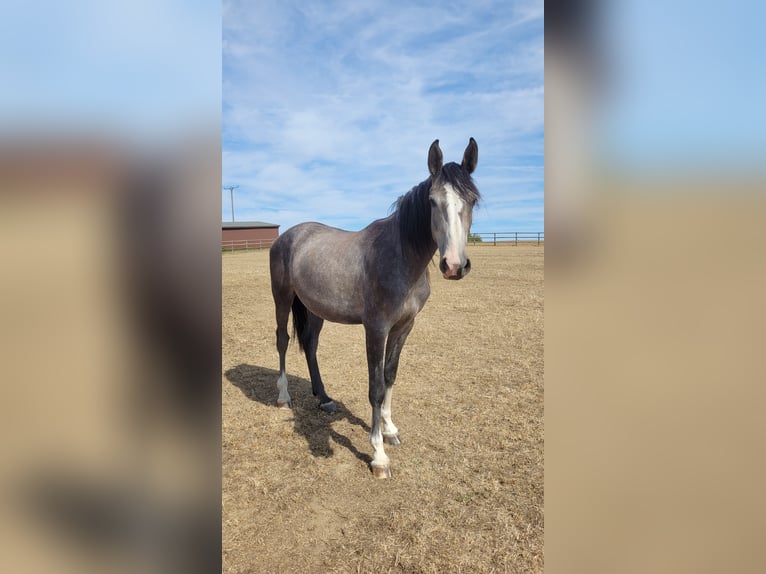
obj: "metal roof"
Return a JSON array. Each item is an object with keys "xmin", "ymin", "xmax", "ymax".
[{"xmin": 222, "ymin": 221, "xmax": 279, "ymax": 229}]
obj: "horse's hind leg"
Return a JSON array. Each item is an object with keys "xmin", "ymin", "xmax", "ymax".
[
  {"xmin": 299, "ymin": 311, "xmax": 337, "ymax": 413},
  {"xmin": 274, "ymin": 296, "xmax": 292, "ymax": 408}
]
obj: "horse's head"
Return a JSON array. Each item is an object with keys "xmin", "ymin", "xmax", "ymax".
[{"xmin": 427, "ymin": 138, "xmax": 480, "ymax": 280}]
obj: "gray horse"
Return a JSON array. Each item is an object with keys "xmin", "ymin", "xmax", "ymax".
[{"xmin": 269, "ymin": 138, "xmax": 480, "ymax": 478}]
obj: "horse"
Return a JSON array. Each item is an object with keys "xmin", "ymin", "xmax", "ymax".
[{"xmin": 269, "ymin": 138, "xmax": 480, "ymax": 478}]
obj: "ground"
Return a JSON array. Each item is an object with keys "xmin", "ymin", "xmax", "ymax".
[{"xmin": 222, "ymin": 245, "xmax": 544, "ymax": 573}]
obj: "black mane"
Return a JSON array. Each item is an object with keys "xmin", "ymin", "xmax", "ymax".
[
  {"xmin": 391, "ymin": 162, "xmax": 480, "ymax": 261},
  {"xmin": 392, "ymin": 178, "xmax": 433, "ymax": 260}
]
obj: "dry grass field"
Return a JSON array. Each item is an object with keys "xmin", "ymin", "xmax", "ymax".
[{"xmin": 222, "ymin": 245, "xmax": 544, "ymax": 573}]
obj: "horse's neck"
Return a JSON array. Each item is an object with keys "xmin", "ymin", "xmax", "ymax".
[{"xmin": 386, "ymin": 215, "xmax": 436, "ymax": 283}]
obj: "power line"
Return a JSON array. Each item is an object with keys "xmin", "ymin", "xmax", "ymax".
[{"xmin": 223, "ymin": 185, "xmax": 239, "ymax": 222}]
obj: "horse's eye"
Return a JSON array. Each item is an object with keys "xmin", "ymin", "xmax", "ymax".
[{"xmin": 429, "ymin": 197, "xmax": 437, "ymax": 206}]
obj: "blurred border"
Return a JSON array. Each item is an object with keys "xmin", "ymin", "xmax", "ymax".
[
  {"xmin": 546, "ymin": 1, "xmax": 766, "ymax": 572},
  {"xmin": 0, "ymin": 3, "xmax": 221, "ymax": 573}
]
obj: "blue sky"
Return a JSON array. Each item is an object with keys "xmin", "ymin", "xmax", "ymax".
[
  {"xmin": 223, "ymin": 0, "xmax": 544, "ymax": 233},
  {"xmin": 595, "ymin": 0, "xmax": 766, "ymax": 173},
  {"xmin": 0, "ymin": 1, "xmax": 220, "ymax": 141}
]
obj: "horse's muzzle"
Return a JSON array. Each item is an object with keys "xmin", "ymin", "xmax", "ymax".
[{"xmin": 440, "ymin": 257, "xmax": 471, "ymax": 280}]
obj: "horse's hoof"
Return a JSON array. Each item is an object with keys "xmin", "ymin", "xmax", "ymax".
[
  {"xmin": 276, "ymin": 400, "xmax": 291, "ymax": 409},
  {"xmin": 319, "ymin": 400, "xmax": 337, "ymax": 413},
  {"xmin": 383, "ymin": 433, "xmax": 401, "ymax": 446},
  {"xmin": 371, "ymin": 464, "xmax": 392, "ymax": 479}
]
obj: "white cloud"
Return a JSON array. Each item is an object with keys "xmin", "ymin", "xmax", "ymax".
[{"xmin": 223, "ymin": 0, "xmax": 544, "ymax": 231}]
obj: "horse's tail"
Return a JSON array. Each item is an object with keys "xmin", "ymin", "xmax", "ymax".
[{"xmin": 291, "ymin": 295, "xmax": 308, "ymax": 353}]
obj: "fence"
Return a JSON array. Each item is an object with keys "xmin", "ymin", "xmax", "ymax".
[
  {"xmin": 469, "ymin": 232, "xmax": 544, "ymax": 246},
  {"xmin": 222, "ymin": 233, "xmax": 543, "ymax": 252},
  {"xmin": 222, "ymin": 238, "xmax": 276, "ymax": 252}
]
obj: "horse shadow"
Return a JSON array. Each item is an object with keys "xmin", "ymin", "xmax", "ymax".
[{"xmin": 225, "ymin": 364, "xmax": 372, "ymax": 467}]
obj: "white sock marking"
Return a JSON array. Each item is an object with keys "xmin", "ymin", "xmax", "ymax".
[
  {"xmin": 276, "ymin": 371, "xmax": 291, "ymax": 405},
  {"xmin": 370, "ymin": 429, "xmax": 390, "ymax": 468},
  {"xmin": 381, "ymin": 387, "xmax": 398, "ymax": 437}
]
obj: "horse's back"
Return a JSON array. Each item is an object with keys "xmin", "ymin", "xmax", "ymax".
[
  {"xmin": 272, "ymin": 222, "xmax": 339, "ymax": 265},
  {"xmin": 285, "ymin": 221, "xmax": 350, "ymax": 241}
]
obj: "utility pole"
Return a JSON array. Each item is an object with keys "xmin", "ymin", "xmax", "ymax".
[{"xmin": 223, "ymin": 185, "xmax": 239, "ymax": 222}]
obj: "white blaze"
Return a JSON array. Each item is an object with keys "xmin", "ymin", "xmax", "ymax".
[{"xmin": 443, "ymin": 183, "xmax": 465, "ymax": 269}]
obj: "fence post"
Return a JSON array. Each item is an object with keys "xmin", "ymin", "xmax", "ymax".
[
  {"xmin": 538, "ymin": 232, "xmax": 541, "ymax": 246},
  {"xmin": 493, "ymin": 232, "xmax": 496, "ymax": 246},
  {"xmin": 515, "ymin": 232, "xmax": 518, "ymax": 246}
]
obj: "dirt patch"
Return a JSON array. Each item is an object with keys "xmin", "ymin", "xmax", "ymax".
[{"xmin": 223, "ymin": 245, "xmax": 543, "ymax": 573}]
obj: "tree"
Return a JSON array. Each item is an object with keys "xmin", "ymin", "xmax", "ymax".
[{"xmin": 468, "ymin": 232, "xmax": 483, "ymax": 243}]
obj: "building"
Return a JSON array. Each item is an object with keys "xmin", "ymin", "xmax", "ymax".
[{"xmin": 222, "ymin": 221, "xmax": 280, "ymax": 250}]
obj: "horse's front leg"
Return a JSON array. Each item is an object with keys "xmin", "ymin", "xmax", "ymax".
[
  {"xmin": 381, "ymin": 318, "xmax": 415, "ymax": 446},
  {"xmin": 365, "ymin": 325, "xmax": 391, "ymax": 479}
]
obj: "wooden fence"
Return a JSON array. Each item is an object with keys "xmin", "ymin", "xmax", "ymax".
[{"xmin": 222, "ymin": 238, "xmax": 276, "ymax": 252}]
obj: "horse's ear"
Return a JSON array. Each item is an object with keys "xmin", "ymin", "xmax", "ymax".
[
  {"xmin": 462, "ymin": 137, "xmax": 478, "ymax": 174},
  {"xmin": 428, "ymin": 139, "xmax": 443, "ymax": 178}
]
